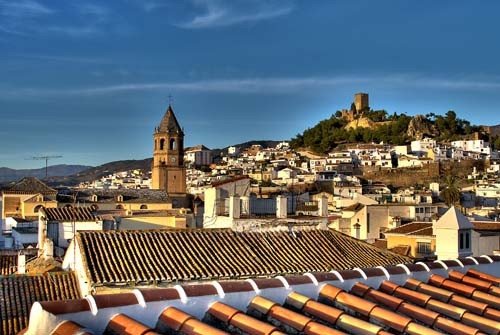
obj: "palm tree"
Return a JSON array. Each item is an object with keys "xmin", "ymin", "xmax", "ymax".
[{"xmin": 441, "ymin": 174, "xmax": 461, "ymax": 207}]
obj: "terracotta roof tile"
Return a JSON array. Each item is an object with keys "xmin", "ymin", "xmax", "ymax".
[
  {"xmin": 384, "ymin": 222, "xmax": 432, "ymax": 235},
  {"xmin": 208, "ymin": 302, "xmax": 283, "ymax": 335},
  {"xmin": 51, "ymin": 320, "xmax": 92, "ymax": 335},
  {"xmin": 157, "ymin": 307, "xmax": 228, "ymax": 335},
  {"xmin": 0, "ymin": 254, "xmax": 17, "ymax": 276},
  {"xmin": 380, "ymin": 279, "xmax": 500, "ymax": 334},
  {"xmin": 4, "ymin": 177, "xmax": 56, "ymax": 195},
  {"xmin": 0, "ymin": 272, "xmax": 81, "ymax": 335},
  {"xmin": 467, "ymin": 268, "xmax": 500, "ymax": 286},
  {"xmin": 106, "ymin": 313, "xmax": 160, "ymax": 335},
  {"xmin": 44, "ymin": 207, "xmax": 100, "ymax": 222},
  {"xmin": 19, "ymin": 260, "xmax": 500, "ymax": 335},
  {"xmin": 77, "ymin": 229, "xmax": 410, "ymax": 287}
]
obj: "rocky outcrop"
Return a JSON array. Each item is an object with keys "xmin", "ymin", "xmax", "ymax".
[
  {"xmin": 407, "ymin": 115, "xmax": 439, "ymax": 140},
  {"xmin": 482, "ymin": 124, "xmax": 500, "ymax": 137}
]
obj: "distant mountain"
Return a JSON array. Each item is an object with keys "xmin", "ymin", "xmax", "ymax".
[
  {"xmin": 4, "ymin": 140, "xmax": 282, "ymax": 187},
  {"xmin": 45, "ymin": 158, "xmax": 152, "ymax": 186},
  {"xmin": 0, "ymin": 164, "xmax": 92, "ymax": 183}
]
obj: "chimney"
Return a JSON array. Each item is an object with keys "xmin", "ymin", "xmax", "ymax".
[
  {"xmin": 17, "ymin": 252, "xmax": 26, "ymax": 274},
  {"xmin": 276, "ymin": 195, "xmax": 287, "ymax": 219},
  {"xmin": 240, "ymin": 196, "xmax": 250, "ymax": 216},
  {"xmin": 37, "ymin": 209, "xmax": 47, "ymax": 257},
  {"xmin": 318, "ymin": 196, "xmax": 328, "ymax": 217},
  {"xmin": 229, "ymin": 195, "xmax": 241, "ymax": 219}
]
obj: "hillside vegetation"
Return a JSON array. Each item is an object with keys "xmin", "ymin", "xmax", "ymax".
[{"xmin": 290, "ymin": 110, "xmax": 483, "ymax": 154}]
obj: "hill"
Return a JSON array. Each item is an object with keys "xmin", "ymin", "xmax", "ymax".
[
  {"xmin": 45, "ymin": 158, "xmax": 152, "ymax": 186},
  {"xmin": 0, "ymin": 164, "xmax": 91, "ymax": 183},
  {"xmin": 290, "ymin": 110, "xmax": 485, "ymax": 154}
]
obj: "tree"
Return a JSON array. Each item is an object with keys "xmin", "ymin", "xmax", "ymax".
[{"xmin": 441, "ymin": 175, "xmax": 461, "ymax": 207}]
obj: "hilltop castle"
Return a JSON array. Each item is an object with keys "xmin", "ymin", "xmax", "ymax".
[{"xmin": 341, "ymin": 92, "xmax": 370, "ymax": 121}]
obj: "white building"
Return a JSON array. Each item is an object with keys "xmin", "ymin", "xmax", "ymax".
[
  {"xmin": 434, "ymin": 207, "xmax": 473, "ymax": 260},
  {"xmin": 451, "ymin": 140, "xmax": 491, "ymax": 155},
  {"xmin": 411, "ymin": 138, "xmax": 436, "ymax": 157},
  {"xmin": 184, "ymin": 145, "xmax": 212, "ymax": 166}
]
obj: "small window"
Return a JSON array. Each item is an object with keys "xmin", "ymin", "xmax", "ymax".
[
  {"xmin": 160, "ymin": 138, "xmax": 165, "ymax": 150},
  {"xmin": 459, "ymin": 232, "xmax": 464, "ymax": 249},
  {"xmin": 34, "ymin": 205, "xmax": 43, "ymax": 213},
  {"xmin": 116, "ymin": 204, "xmax": 124, "ymax": 210},
  {"xmin": 169, "ymin": 138, "xmax": 176, "ymax": 150},
  {"xmin": 417, "ymin": 242, "xmax": 431, "ymax": 254},
  {"xmin": 465, "ymin": 231, "xmax": 470, "ymax": 249},
  {"xmin": 140, "ymin": 204, "xmax": 148, "ymax": 210}
]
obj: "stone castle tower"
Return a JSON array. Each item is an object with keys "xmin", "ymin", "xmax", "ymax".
[
  {"xmin": 354, "ymin": 92, "xmax": 369, "ymax": 112},
  {"xmin": 151, "ymin": 105, "xmax": 186, "ymax": 194}
]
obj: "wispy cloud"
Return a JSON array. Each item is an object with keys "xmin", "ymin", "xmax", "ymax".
[
  {"xmin": 3, "ymin": 74, "xmax": 500, "ymax": 99},
  {"xmin": 177, "ymin": 0, "xmax": 295, "ymax": 29},
  {"xmin": 0, "ymin": 1, "xmax": 113, "ymax": 36},
  {"xmin": 14, "ymin": 54, "xmax": 110, "ymax": 64},
  {"xmin": 0, "ymin": 0, "xmax": 52, "ymax": 18}
]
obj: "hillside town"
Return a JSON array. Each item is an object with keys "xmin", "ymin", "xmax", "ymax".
[{"xmin": 0, "ymin": 95, "xmax": 499, "ymax": 335}]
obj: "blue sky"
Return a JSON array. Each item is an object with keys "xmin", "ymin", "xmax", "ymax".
[{"xmin": 1, "ymin": 0, "xmax": 500, "ymax": 169}]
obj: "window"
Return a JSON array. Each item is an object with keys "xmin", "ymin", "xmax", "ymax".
[
  {"xmin": 417, "ymin": 242, "xmax": 432, "ymax": 255},
  {"xmin": 459, "ymin": 232, "xmax": 464, "ymax": 249},
  {"xmin": 465, "ymin": 232, "xmax": 470, "ymax": 249},
  {"xmin": 140, "ymin": 204, "xmax": 148, "ymax": 210},
  {"xmin": 169, "ymin": 138, "xmax": 176, "ymax": 150},
  {"xmin": 159, "ymin": 138, "xmax": 165, "ymax": 150}
]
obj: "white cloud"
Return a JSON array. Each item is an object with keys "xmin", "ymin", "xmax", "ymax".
[
  {"xmin": 0, "ymin": 0, "xmax": 53, "ymax": 18},
  {"xmin": 177, "ymin": 0, "xmax": 295, "ymax": 29},
  {"xmin": 0, "ymin": 1, "xmax": 112, "ymax": 36},
  {"xmin": 3, "ymin": 74, "xmax": 500, "ymax": 99}
]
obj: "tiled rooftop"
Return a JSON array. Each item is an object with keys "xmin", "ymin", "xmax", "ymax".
[
  {"xmin": 2, "ymin": 177, "xmax": 57, "ymax": 196},
  {"xmin": 22, "ymin": 256, "xmax": 500, "ymax": 335},
  {"xmin": 0, "ymin": 252, "xmax": 17, "ymax": 276},
  {"xmin": 75, "ymin": 229, "xmax": 410, "ymax": 287},
  {"xmin": 0, "ymin": 272, "xmax": 81, "ymax": 335},
  {"xmin": 384, "ymin": 222, "xmax": 433, "ymax": 235},
  {"xmin": 44, "ymin": 207, "xmax": 100, "ymax": 222}
]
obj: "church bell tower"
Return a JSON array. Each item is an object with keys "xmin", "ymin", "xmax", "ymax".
[{"xmin": 152, "ymin": 105, "xmax": 186, "ymax": 194}]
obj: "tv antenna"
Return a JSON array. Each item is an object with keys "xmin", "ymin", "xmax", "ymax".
[{"xmin": 28, "ymin": 155, "xmax": 63, "ymax": 178}]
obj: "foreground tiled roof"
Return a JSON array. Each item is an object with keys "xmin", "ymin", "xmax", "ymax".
[
  {"xmin": 3, "ymin": 177, "xmax": 56, "ymax": 195},
  {"xmin": 0, "ymin": 272, "xmax": 81, "ymax": 335},
  {"xmin": 22, "ymin": 256, "xmax": 500, "ymax": 335},
  {"xmin": 76, "ymin": 228, "xmax": 410, "ymax": 287},
  {"xmin": 44, "ymin": 207, "xmax": 100, "ymax": 222}
]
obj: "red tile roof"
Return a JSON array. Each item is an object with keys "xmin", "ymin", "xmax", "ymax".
[
  {"xmin": 44, "ymin": 207, "xmax": 100, "ymax": 222},
  {"xmin": 0, "ymin": 272, "xmax": 81, "ymax": 335},
  {"xmin": 384, "ymin": 222, "xmax": 433, "ymax": 235},
  {"xmin": 76, "ymin": 229, "xmax": 410, "ymax": 287},
  {"xmin": 20, "ymin": 257, "xmax": 500, "ymax": 335},
  {"xmin": 0, "ymin": 253, "xmax": 17, "ymax": 276},
  {"xmin": 3, "ymin": 177, "xmax": 57, "ymax": 195}
]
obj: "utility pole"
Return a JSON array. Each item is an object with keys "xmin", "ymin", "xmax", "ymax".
[{"xmin": 28, "ymin": 155, "xmax": 63, "ymax": 179}]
